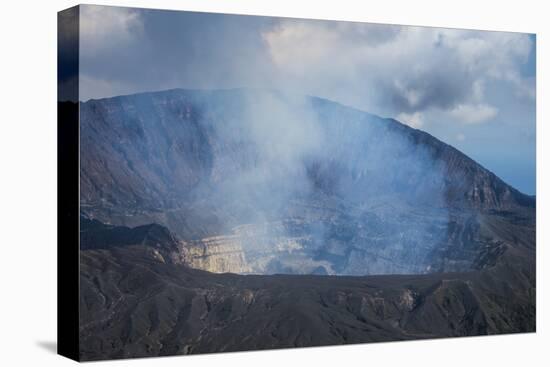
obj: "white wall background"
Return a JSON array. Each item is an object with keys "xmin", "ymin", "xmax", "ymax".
[{"xmin": 0, "ymin": 0, "xmax": 547, "ymax": 365}]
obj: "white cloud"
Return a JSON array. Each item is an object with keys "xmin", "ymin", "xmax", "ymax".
[
  {"xmin": 80, "ymin": 5, "xmax": 143, "ymax": 52},
  {"xmin": 449, "ymin": 103, "xmax": 498, "ymax": 124},
  {"xmin": 456, "ymin": 133, "xmax": 466, "ymax": 142},
  {"xmin": 262, "ymin": 20, "xmax": 533, "ymax": 125}
]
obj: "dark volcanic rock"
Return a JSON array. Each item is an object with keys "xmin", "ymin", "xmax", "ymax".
[
  {"xmin": 80, "ymin": 217, "xmax": 178, "ymax": 251},
  {"xmin": 79, "ymin": 218, "xmax": 535, "ymax": 361}
]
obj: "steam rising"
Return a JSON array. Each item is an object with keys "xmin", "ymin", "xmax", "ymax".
[
  {"xmin": 81, "ymin": 86, "xmax": 458, "ymax": 275},
  {"xmin": 157, "ymin": 89, "xmax": 451, "ymax": 275}
]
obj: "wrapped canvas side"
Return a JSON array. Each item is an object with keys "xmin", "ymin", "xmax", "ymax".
[{"xmin": 57, "ymin": 5, "xmax": 80, "ymax": 362}]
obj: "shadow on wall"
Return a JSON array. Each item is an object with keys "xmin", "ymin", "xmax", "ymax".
[{"xmin": 36, "ymin": 340, "xmax": 57, "ymax": 354}]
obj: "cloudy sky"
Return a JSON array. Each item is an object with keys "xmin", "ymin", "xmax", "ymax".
[{"xmin": 77, "ymin": 5, "xmax": 536, "ymax": 195}]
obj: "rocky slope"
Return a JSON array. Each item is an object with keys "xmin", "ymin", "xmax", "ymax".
[
  {"xmin": 79, "ymin": 89, "xmax": 534, "ymax": 275},
  {"xmin": 79, "ymin": 216, "xmax": 535, "ymax": 361},
  {"xmin": 76, "ymin": 89, "xmax": 536, "ymax": 360},
  {"xmin": 80, "ymin": 89, "xmax": 533, "ymax": 214}
]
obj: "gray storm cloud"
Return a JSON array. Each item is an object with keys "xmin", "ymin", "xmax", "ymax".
[{"xmin": 262, "ymin": 20, "xmax": 534, "ymax": 124}]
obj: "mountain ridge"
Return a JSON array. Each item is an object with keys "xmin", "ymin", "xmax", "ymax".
[
  {"xmin": 81, "ymin": 87, "xmax": 532, "ymax": 201},
  {"xmin": 77, "ymin": 88, "xmax": 535, "ymax": 276},
  {"xmin": 79, "ymin": 88, "xmax": 534, "ymax": 209},
  {"xmin": 74, "ymin": 88, "xmax": 535, "ymax": 359}
]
